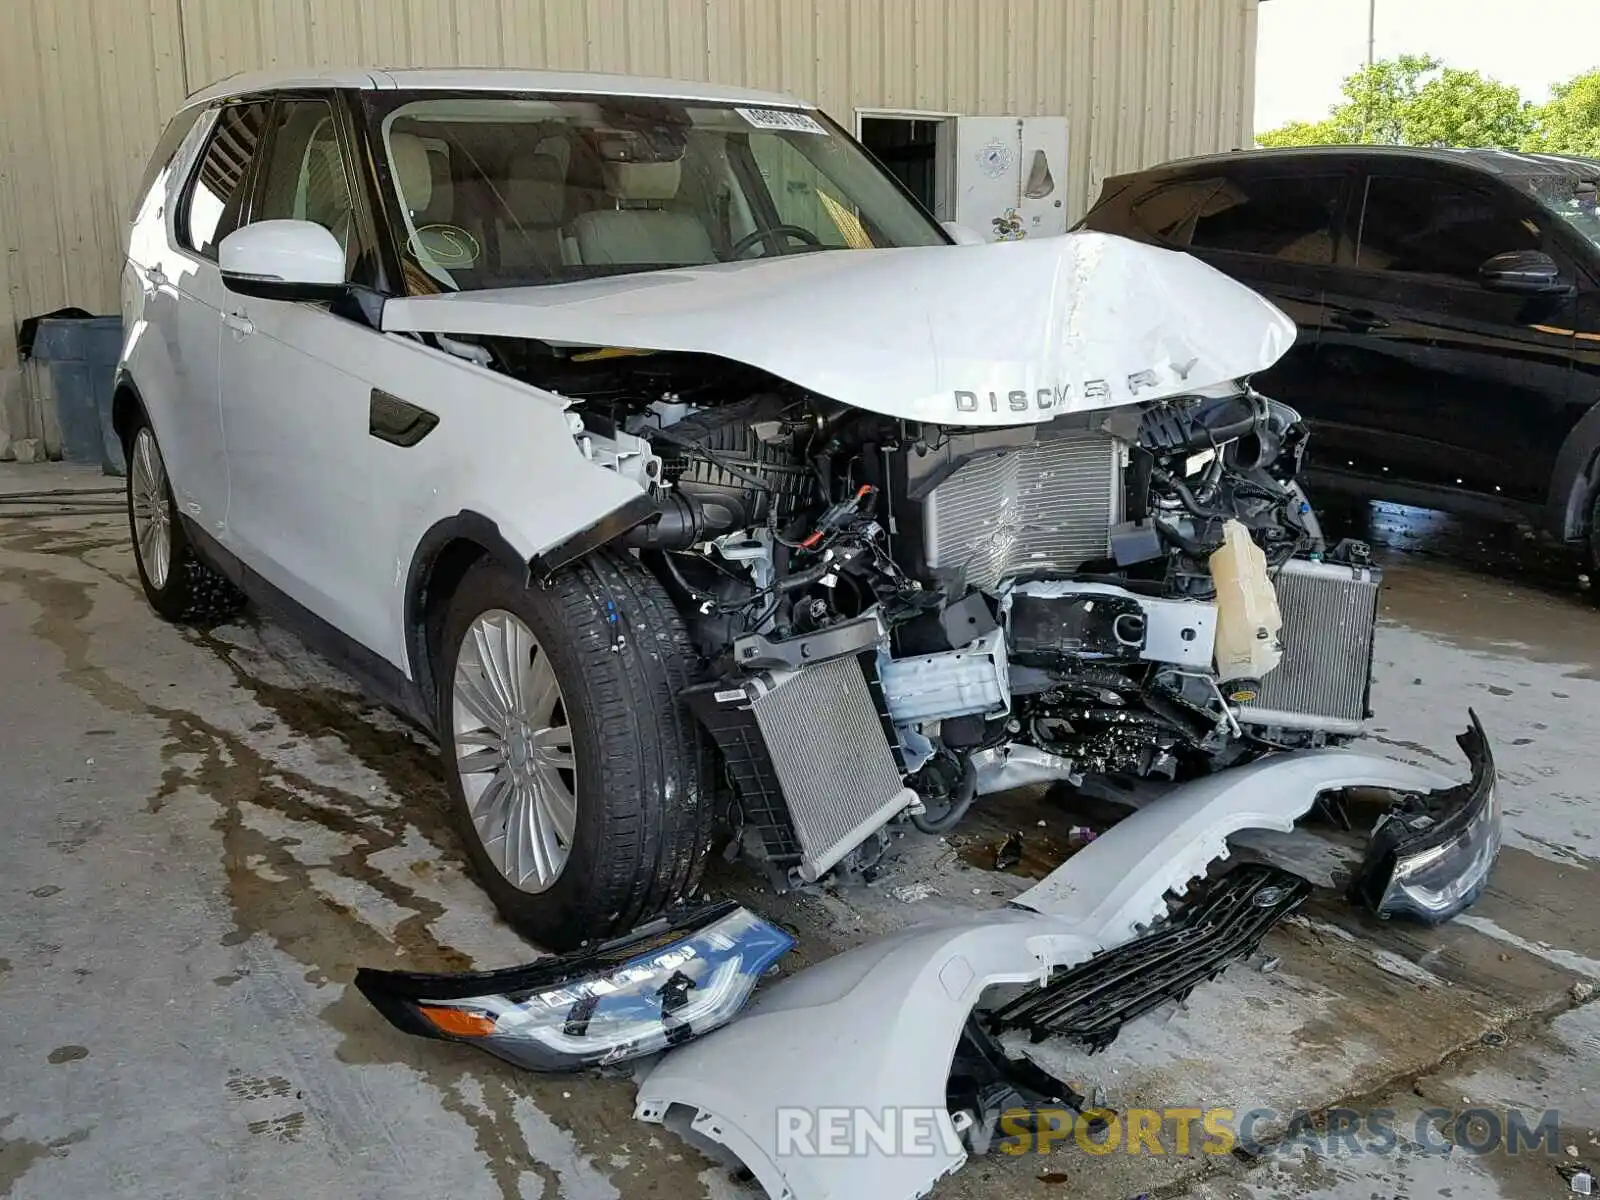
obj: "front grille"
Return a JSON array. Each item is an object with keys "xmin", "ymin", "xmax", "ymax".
[
  {"xmin": 751, "ymin": 655, "xmax": 916, "ymax": 881},
  {"xmin": 923, "ymin": 431, "xmax": 1121, "ymax": 593},
  {"xmin": 990, "ymin": 864, "xmax": 1309, "ymax": 1053},
  {"xmin": 1239, "ymin": 558, "xmax": 1381, "ymax": 733}
]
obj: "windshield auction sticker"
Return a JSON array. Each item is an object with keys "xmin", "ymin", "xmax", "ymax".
[{"xmin": 736, "ymin": 107, "xmax": 827, "ymax": 135}]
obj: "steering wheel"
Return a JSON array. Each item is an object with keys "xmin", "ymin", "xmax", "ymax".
[{"xmin": 730, "ymin": 224, "xmax": 827, "ymax": 259}]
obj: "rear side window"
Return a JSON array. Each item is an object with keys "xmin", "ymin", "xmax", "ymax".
[
  {"xmin": 1187, "ymin": 174, "xmax": 1343, "ymax": 264},
  {"xmin": 180, "ymin": 101, "xmax": 271, "ymax": 260},
  {"xmin": 1131, "ymin": 178, "xmax": 1224, "ymax": 243},
  {"xmin": 1356, "ymin": 176, "xmax": 1540, "ymax": 280},
  {"xmin": 131, "ymin": 107, "xmax": 203, "ymax": 225}
]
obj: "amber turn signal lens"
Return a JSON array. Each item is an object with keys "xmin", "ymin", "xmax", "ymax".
[{"xmin": 418, "ymin": 1006, "xmax": 497, "ymax": 1037}]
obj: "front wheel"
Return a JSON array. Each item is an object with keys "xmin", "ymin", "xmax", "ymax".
[{"xmin": 436, "ymin": 553, "xmax": 712, "ymax": 950}]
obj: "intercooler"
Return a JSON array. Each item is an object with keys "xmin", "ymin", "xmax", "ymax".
[
  {"xmin": 922, "ymin": 430, "xmax": 1122, "ymax": 593},
  {"xmin": 683, "ymin": 655, "xmax": 917, "ymax": 883},
  {"xmin": 1239, "ymin": 558, "xmax": 1382, "ymax": 735}
]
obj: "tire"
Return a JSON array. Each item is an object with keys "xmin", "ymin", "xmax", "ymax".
[
  {"xmin": 124, "ymin": 414, "xmax": 245, "ymax": 624},
  {"xmin": 436, "ymin": 552, "xmax": 712, "ymax": 950},
  {"xmin": 1587, "ymin": 487, "xmax": 1600, "ymax": 597}
]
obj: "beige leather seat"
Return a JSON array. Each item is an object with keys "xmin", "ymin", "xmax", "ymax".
[
  {"xmin": 570, "ymin": 160, "xmax": 716, "ymax": 267},
  {"xmin": 390, "ymin": 132, "xmax": 435, "ymax": 218},
  {"xmin": 497, "ymin": 149, "xmax": 567, "ymax": 271}
]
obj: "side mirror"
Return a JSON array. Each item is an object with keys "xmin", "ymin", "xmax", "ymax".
[
  {"xmin": 220, "ymin": 219, "xmax": 347, "ymax": 300},
  {"xmin": 1478, "ymin": 250, "xmax": 1570, "ymax": 295},
  {"xmin": 940, "ymin": 220, "xmax": 986, "ymax": 246}
]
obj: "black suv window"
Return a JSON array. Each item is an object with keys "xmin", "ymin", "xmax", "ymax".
[
  {"xmin": 1187, "ymin": 174, "xmax": 1343, "ymax": 263},
  {"xmin": 1131, "ymin": 178, "xmax": 1223, "ymax": 243},
  {"xmin": 181, "ymin": 101, "xmax": 271, "ymax": 259},
  {"xmin": 1356, "ymin": 175, "xmax": 1540, "ymax": 280}
]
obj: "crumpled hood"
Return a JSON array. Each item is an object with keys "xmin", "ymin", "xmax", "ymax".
[{"xmin": 381, "ymin": 231, "xmax": 1296, "ymax": 427}]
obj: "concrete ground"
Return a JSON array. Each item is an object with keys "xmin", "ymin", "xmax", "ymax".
[{"xmin": 1, "ymin": 462, "xmax": 1597, "ymax": 1200}]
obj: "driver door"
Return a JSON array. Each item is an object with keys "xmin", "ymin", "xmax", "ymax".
[{"xmin": 218, "ymin": 93, "xmax": 397, "ymax": 653}]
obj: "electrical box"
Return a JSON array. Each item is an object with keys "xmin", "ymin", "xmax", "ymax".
[{"xmin": 953, "ymin": 116, "xmax": 1070, "ymax": 242}]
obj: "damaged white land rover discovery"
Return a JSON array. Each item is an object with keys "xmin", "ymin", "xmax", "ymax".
[{"xmin": 120, "ymin": 68, "xmax": 1498, "ymax": 953}]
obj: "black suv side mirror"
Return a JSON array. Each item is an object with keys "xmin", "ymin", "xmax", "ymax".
[{"xmin": 1478, "ymin": 250, "xmax": 1571, "ymax": 295}]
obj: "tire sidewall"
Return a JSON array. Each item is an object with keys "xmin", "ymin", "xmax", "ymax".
[
  {"xmin": 1588, "ymin": 486, "xmax": 1600, "ymax": 588},
  {"xmin": 435, "ymin": 562, "xmax": 616, "ymax": 943},
  {"xmin": 124, "ymin": 417, "xmax": 192, "ymax": 621}
]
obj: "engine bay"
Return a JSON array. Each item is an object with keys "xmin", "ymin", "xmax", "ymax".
[{"xmin": 470, "ymin": 337, "xmax": 1384, "ymax": 887}]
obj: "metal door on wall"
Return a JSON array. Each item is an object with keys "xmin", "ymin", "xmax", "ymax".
[{"xmin": 953, "ymin": 117, "xmax": 1069, "ymax": 242}]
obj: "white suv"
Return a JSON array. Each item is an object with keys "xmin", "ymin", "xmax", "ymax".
[{"xmin": 121, "ymin": 68, "xmax": 1376, "ymax": 950}]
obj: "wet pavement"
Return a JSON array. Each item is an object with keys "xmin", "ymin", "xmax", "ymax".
[{"xmin": 1, "ymin": 466, "xmax": 1596, "ymax": 1200}]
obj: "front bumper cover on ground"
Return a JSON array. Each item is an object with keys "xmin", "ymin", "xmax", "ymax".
[{"xmin": 634, "ymin": 734, "xmax": 1494, "ymax": 1200}]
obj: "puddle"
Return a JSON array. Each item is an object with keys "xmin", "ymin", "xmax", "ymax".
[{"xmin": 0, "ymin": 530, "xmax": 723, "ymax": 1200}]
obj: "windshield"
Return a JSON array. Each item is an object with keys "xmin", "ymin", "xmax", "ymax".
[
  {"xmin": 362, "ymin": 92, "xmax": 947, "ymax": 293},
  {"xmin": 1514, "ymin": 168, "xmax": 1600, "ymax": 251}
]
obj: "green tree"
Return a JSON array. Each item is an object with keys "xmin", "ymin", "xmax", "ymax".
[
  {"xmin": 1524, "ymin": 68, "xmax": 1600, "ymax": 156},
  {"xmin": 1402, "ymin": 68, "xmax": 1534, "ymax": 148},
  {"xmin": 1256, "ymin": 55, "xmax": 1535, "ymax": 150},
  {"xmin": 1255, "ymin": 119, "xmax": 1346, "ymax": 148}
]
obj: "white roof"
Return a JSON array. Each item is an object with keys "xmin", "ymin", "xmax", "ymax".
[{"xmin": 185, "ymin": 67, "xmax": 807, "ymax": 110}]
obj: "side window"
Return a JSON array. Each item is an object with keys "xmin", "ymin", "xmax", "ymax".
[
  {"xmin": 254, "ymin": 99, "xmax": 362, "ymax": 278},
  {"xmin": 132, "ymin": 106, "xmax": 203, "ymax": 226},
  {"xmin": 181, "ymin": 102, "xmax": 271, "ymax": 259},
  {"xmin": 1132, "ymin": 178, "xmax": 1224, "ymax": 243},
  {"xmin": 1357, "ymin": 176, "xmax": 1540, "ymax": 280},
  {"xmin": 1188, "ymin": 173, "xmax": 1344, "ymax": 264}
]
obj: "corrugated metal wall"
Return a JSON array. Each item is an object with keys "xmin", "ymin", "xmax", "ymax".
[{"xmin": 0, "ymin": 0, "xmax": 1258, "ymax": 428}]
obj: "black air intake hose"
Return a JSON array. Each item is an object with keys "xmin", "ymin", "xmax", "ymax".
[
  {"xmin": 1139, "ymin": 392, "xmax": 1264, "ymax": 455},
  {"xmin": 910, "ymin": 752, "xmax": 979, "ymax": 835},
  {"xmin": 620, "ymin": 491, "xmax": 737, "ymax": 550}
]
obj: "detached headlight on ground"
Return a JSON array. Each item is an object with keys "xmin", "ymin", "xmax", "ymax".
[
  {"xmin": 353, "ymin": 902, "xmax": 793, "ymax": 1071},
  {"xmin": 1350, "ymin": 712, "xmax": 1500, "ymax": 925}
]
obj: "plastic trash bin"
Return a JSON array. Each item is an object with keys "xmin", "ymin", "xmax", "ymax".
[{"xmin": 26, "ymin": 315, "xmax": 126, "ymax": 475}]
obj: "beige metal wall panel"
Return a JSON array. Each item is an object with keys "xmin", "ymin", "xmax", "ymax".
[
  {"xmin": 0, "ymin": 0, "xmax": 187, "ymax": 387},
  {"xmin": 0, "ymin": 0, "xmax": 1259, "ymax": 399}
]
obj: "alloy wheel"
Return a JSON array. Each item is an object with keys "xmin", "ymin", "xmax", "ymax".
[
  {"xmin": 452, "ymin": 609, "xmax": 577, "ymax": 892},
  {"xmin": 130, "ymin": 426, "xmax": 172, "ymax": 591}
]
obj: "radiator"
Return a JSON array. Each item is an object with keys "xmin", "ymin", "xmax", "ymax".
[
  {"xmin": 752, "ymin": 655, "xmax": 917, "ymax": 881},
  {"xmin": 923, "ymin": 430, "xmax": 1122, "ymax": 593},
  {"xmin": 1238, "ymin": 558, "xmax": 1381, "ymax": 734},
  {"xmin": 683, "ymin": 655, "xmax": 915, "ymax": 883}
]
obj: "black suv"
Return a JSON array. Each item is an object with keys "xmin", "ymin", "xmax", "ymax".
[{"xmin": 1081, "ymin": 147, "xmax": 1600, "ymax": 573}]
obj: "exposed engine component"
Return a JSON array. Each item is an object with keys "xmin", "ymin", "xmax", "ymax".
[
  {"xmin": 918, "ymin": 428, "xmax": 1122, "ymax": 593},
  {"xmin": 1004, "ymin": 581, "xmax": 1217, "ymax": 669},
  {"xmin": 877, "ymin": 629, "xmax": 1009, "ymax": 726},
  {"xmin": 1239, "ymin": 555, "xmax": 1381, "ymax": 734},
  {"xmin": 466, "ymin": 337, "xmax": 1376, "ymax": 886},
  {"xmin": 1209, "ymin": 518, "xmax": 1283, "ymax": 685},
  {"xmin": 682, "ymin": 651, "xmax": 918, "ymax": 885}
]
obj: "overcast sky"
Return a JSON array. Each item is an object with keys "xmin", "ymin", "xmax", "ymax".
[{"xmin": 1255, "ymin": 0, "xmax": 1600, "ymax": 135}]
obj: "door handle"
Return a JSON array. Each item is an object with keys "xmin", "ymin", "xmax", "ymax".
[
  {"xmin": 1330, "ymin": 309, "xmax": 1389, "ymax": 333},
  {"xmin": 223, "ymin": 312, "xmax": 254, "ymax": 337},
  {"xmin": 147, "ymin": 264, "xmax": 167, "ymax": 288}
]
